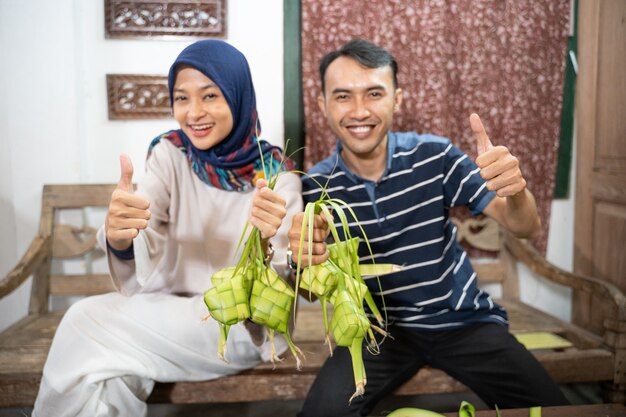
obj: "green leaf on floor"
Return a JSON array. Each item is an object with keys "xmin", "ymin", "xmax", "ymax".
[{"xmin": 458, "ymin": 401, "xmax": 476, "ymax": 417}]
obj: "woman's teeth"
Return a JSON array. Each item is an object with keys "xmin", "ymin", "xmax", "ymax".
[{"xmin": 191, "ymin": 124, "xmax": 212, "ymax": 131}]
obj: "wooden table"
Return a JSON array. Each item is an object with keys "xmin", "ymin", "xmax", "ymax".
[{"xmin": 439, "ymin": 403, "xmax": 626, "ymax": 417}]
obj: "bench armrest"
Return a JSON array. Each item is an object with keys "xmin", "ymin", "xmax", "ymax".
[
  {"xmin": 0, "ymin": 235, "xmax": 50, "ymax": 299},
  {"xmin": 503, "ymin": 231, "xmax": 626, "ymax": 321}
]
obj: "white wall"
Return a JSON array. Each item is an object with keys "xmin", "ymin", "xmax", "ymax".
[
  {"xmin": 518, "ymin": 197, "xmax": 575, "ymax": 322},
  {"xmin": 518, "ymin": 130, "xmax": 577, "ymax": 323},
  {"xmin": 0, "ymin": 0, "xmax": 284, "ymax": 332}
]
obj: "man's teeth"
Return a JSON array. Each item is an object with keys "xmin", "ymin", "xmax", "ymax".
[{"xmin": 349, "ymin": 126, "xmax": 371, "ymax": 133}]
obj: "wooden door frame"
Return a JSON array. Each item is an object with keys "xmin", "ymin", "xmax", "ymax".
[
  {"xmin": 573, "ymin": 0, "xmax": 626, "ymax": 331},
  {"xmin": 283, "ymin": 0, "xmax": 305, "ymax": 169},
  {"xmin": 574, "ymin": 2, "xmax": 600, "ymax": 277}
]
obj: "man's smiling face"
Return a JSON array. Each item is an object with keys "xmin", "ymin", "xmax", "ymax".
[{"xmin": 318, "ymin": 56, "xmax": 402, "ymax": 162}]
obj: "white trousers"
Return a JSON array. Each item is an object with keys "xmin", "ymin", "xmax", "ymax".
[{"xmin": 32, "ymin": 292, "xmax": 272, "ymax": 417}]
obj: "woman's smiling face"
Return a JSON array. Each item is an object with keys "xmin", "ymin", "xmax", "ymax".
[{"xmin": 172, "ymin": 65, "xmax": 234, "ymax": 150}]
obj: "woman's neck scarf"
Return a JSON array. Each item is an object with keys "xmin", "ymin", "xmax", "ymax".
[{"xmin": 148, "ymin": 39, "xmax": 294, "ymax": 192}]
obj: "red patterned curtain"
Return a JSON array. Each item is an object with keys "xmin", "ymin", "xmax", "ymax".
[{"xmin": 301, "ymin": 0, "xmax": 571, "ymax": 253}]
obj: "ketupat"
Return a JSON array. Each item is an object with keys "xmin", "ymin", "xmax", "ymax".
[
  {"xmin": 328, "ymin": 238, "xmax": 385, "ymax": 327},
  {"xmin": 299, "ymin": 260, "xmax": 341, "ymax": 354},
  {"xmin": 250, "ymin": 267, "xmax": 293, "ymax": 334},
  {"xmin": 322, "ymin": 205, "xmax": 386, "ymax": 329},
  {"xmin": 249, "ymin": 261, "xmax": 304, "ymax": 367},
  {"xmin": 299, "ymin": 258, "xmax": 397, "ymax": 357},
  {"xmin": 292, "ymin": 179, "xmax": 390, "ymax": 403},
  {"xmin": 330, "ymin": 287, "xmax": 370, "ymax": 402},
  {"xmin": 386, "ymin": 407, "xmax": 445, "ymax": 417},
  {"xmin": 203, "ymin": 267, "xmax": 254, "ymax": 360},
  {"xmin": 458, "ymin": 400, "xmax": 476, "ymax": 417},
  {"xmin": 299, "ymin": 261, "xmax": 340, "ymax": 298},
  {"xmin": 203, "ymin": 140, "xmax": 302, "ymax": 366}
]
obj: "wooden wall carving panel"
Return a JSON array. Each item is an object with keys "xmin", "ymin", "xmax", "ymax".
[
  {"xmin": 106, "ymin": 74, "xmax": 171, "ymax": 120},
  {"xmin": 104, "ymin": 0, "xmax": 226, "ymax": 39}
]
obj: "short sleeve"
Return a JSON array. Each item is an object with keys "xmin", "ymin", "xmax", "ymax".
[{"xmin": 442, "ymin": 144, "xmax": 495, "ymax": 215}]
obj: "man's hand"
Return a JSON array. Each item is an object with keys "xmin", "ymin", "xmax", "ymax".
[
  {"xmin": 470, "ymin": 113, "xmax": 527, "ymax": 197},
  {"xmin": 249, "ymin": 178, "xmax": 287, "ymax": 240},
  {"xmin": 105, "ymin": 154, "xmax": 151, "ymax": 251},
  {"xmin": 470, "ymin": 114, "xmax": 541, "ymax": 238},
  {"xmin": 287, "ymin": 212, "xmax": 330, "ymax": 267}
]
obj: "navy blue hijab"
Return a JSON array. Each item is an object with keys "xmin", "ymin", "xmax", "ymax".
[{"xmin": 148, "ymin": 39, "xmax": 291, "ymax": 191}]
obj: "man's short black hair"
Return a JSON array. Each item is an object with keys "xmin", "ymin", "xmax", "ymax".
[{"xmin": 319, "ymin": 39, "xmax": 399, "ymax": 94}]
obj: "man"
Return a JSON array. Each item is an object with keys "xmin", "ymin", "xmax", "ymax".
[{"xmin": 287, "ymin": 39, "xmax": 569, "ymax": 417}]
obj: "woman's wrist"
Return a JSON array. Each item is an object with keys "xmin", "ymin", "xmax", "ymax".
[
  {"xmin": 285, "ymin": 244, "xmax": 301, "ymax": 272},
  {"xmin": 261, "ymin": 239, "xmax": 274, "ymax": 264},
  {"xmin": 106, "ymin": 240, "xmax": 135, "ymax": 260}
]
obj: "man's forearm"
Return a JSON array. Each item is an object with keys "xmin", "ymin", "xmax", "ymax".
[
  {"xmin": 484, "ymin": 189, "xmax": 541, "ymax": 239},
  {"xmin": 502, "ymin": 189, "xmax": 541, "ymax": 238}
]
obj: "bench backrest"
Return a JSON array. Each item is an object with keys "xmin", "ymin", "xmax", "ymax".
[
  {"xmin": 30, "ymin": 184, "xmax": 117, "ymax": 314},
  {"xmin": 30, "ymin": 184, "xmax": 518, "ymax": 314}
]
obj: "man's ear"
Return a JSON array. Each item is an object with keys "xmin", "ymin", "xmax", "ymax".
[
  {"xmin": 393, "ymin": 88, "xmax": 403, "ymax": 113},
  {"xmin": 317, "ymin": 94, "xmax": 326, "ymax": 115}
]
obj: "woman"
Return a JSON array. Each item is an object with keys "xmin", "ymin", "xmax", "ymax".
[{"xmin": 32, "ymin": 40, "xmax": 302, "ymax": 417}]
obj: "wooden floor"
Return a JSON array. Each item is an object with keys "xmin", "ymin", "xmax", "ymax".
[
  {"xmin": 0, "ymin": 394, "xmax": 483, "ymax": 417},
  {"xmin": 0, "ymin": 384, "xmax": 604, "ymax": 417},
  {"xmin": 441, "ymin": 404, "xmax": 626, "ymax": 417}
]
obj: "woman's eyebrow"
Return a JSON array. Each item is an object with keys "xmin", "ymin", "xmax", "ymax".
[{"xmin": 173, "ymin": 83, "xmax": 218, "ymax": 93}]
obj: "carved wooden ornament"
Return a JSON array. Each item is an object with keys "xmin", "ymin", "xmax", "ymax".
[
  {"xmin": 104, "ymin": 0, "xmax": 227, "ymax": 39},
  {"xmin": 107, "ymin": 74, "xmax": 171, "ymax": 120}
]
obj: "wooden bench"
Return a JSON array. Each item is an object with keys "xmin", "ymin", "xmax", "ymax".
[{"xmin": 1, "ymin": 184, "xmax": 626, "ymax": 407}]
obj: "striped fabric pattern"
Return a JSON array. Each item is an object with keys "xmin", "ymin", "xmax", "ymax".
[{"xmin": 302, "ymin": 132, "xmax": 507, "ymax": 331}]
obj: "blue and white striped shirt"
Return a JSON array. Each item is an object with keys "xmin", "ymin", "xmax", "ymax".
[{"xmin": 302, "ymin": 132, "xmax": 507, "ymax": 331}]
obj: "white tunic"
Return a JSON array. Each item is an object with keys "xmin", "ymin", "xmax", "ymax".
[{"xmin": 32, "ymin": 139, "xmax": 303, "ymax": 417}]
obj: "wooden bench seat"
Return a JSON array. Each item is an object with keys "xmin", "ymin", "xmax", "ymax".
[{"xmin": 1, "ymin": 184, "xmax": 625, "ymax": 407}]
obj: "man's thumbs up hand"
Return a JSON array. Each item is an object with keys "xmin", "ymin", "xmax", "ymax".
[
  {"xmin": 470, "ymin": 113, "xmax": 493, "ymax": 156},
  {"xmin": 469, "ymin": 113, "xmax": 526, "ymax": 198},
  {"xmin": 105, "ymin": 154, "xmax": 151, "ymax": 251}
]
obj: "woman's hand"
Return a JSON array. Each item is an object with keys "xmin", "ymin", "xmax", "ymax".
[
  {"xmin": 249, "ymin": 178, "xmax": 287, "ymax": 240},
  {"xmin": 105, "ymin": 154, "xmax": 151, "ymax": 251}
]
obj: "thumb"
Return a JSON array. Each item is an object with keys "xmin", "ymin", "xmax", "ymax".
[
  {"xmin": 469, "ymin": 113, "xmax": 493, "ymax": 155},
  {"xmin": 118, "ymin": 154, "xmax": 134, "ymax": 193},
  {"xmin": 255, "ymin": 178, "xmax": 268, "ymax": 190}
]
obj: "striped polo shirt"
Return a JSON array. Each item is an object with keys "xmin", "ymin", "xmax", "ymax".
[{"xmin": 302, "ymin": 131, "xmax": 508, "ymax": 331}]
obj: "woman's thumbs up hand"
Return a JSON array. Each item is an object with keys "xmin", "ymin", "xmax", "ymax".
[{"xmin": 105, "ymin": 154, "xmax": 151, "ymax": 251}]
